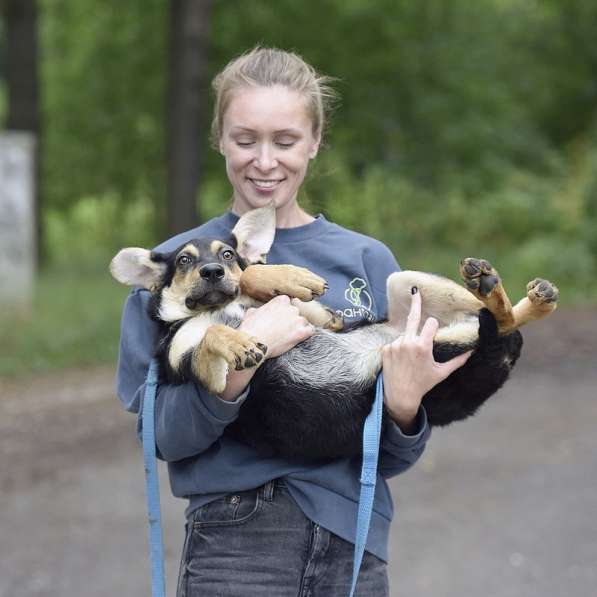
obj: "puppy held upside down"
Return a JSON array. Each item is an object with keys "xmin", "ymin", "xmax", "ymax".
[{"xmin": 111, "ymin": 205, "xmax": 558, "ymax": 461}]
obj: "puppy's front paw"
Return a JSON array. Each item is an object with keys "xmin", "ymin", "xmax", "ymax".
[
  {"xmin": 206, "ymin": 326, "xmax": 267, "ymax": 370},
  {"xmin": 228, "ymin": 332, "xmax": 268, "ymax": 371},
  {"xmin": 460, "ymin": 258, "xmax": 500, "ymax": 297},
  {"xmin": 241, "ymin": 264, "xmax": 327, "ymax": 302},
  {"xmin": 196, "ymin": 325, "xmax": 268, "ymax": 394},
  {"xmin": 280, "ymin": 266, "xmax": 328, "ymax": 301}
]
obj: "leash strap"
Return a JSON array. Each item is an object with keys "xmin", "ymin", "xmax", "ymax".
[
  {"xmin": 142, "ymin": 358, "xmax": 166, "ymax": 597},
  {"xmin": 349, "ymin": 373, "xmax": 384, "ymax": 597}
]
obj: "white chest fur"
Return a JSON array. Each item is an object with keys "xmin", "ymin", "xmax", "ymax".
[{"xmin": 167, "ymin": 299, "xmax": 248, "ymax": 371}]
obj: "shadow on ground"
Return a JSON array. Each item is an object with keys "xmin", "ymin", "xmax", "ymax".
[{"xmin": 1, "ymin": 307, "xmax": 595, "ymax": 597}]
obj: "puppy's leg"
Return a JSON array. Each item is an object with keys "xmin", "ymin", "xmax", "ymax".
[
  {"xmin": 293, "ymin": 299, "xmax": 344, "ymax": 331},
  {"xmin": 387, "ymin": 271, "xmax": 483, "ymax": 331},
  {"xmin": 460, "ymin": 258, "xmax": 516, "ymax": 333},
  {"xmin": 509, "ymin": 278, "xmax": 558, "ymax": 331},
  {"xmin": 240, "ymin": 264, "xmax": 328, "ymax": 302},
  {"xmin": 194, "ymin": 325, "xmax": 267, "ymax": 394}
]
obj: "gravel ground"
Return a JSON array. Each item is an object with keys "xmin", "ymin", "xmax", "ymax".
[{"xmin": 1, "ymin": 306, "xmax": 596, "ymax": 597}]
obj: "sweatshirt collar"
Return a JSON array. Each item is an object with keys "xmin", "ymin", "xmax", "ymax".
[{"xmin": 220, "ymin": 211, "xmax": 329, "ymax": 244}]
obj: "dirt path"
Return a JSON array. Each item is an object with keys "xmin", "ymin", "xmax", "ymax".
[{"xmin": 1, "ymin": 307, "xmax": 596, "ymax": 597}]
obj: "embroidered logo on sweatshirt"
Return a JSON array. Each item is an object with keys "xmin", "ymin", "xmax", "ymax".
[{"xmin": 338, "ymin": 277, "xmax": 375, "ymax": 322}]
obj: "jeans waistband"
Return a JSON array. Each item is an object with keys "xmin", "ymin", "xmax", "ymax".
[{"xmin": 261, "ymin": 477, "xmax": 286, "ymax": 502}]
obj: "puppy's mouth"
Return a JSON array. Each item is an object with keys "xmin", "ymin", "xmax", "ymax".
[{"xmin": 185, "ymin": 287, "xmax": 239, "ymax": 310}]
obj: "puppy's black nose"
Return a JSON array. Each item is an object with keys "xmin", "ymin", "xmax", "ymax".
[{"xmin": 199, "ymin": 263, "xmax": 225, "ymax": 282}]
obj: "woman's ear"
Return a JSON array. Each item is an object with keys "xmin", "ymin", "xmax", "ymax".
[{"xmin": 308, "ymin": 131, "xmax": 322, "ymax": 159}]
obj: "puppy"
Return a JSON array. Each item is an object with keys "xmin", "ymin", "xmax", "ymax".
[{"xmin": 111, "ymin": 206, "xmax": 559, "ymax": 461}]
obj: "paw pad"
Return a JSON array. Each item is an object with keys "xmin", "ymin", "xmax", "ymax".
[
  {"xmin": 460, "ymin": 258, "xmax": 499, "ymax": 297},
  {"xmin": 527, "ymin": 278, "xmax": 559, "ymax": 304}
]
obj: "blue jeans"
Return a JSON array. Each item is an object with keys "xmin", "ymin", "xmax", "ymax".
[{"xmin": 176, "ymin": 479, "xmax": 389, "ymax": 597}]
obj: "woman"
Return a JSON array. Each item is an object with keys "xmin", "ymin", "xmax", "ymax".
[{"xmin": 116, "ymin": 47, "xmax": 470, "ymax": 596}]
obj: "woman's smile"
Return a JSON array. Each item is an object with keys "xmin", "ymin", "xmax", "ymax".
[{"xmin": 247, "ymin": 177, "xmax": 286, "ymax": 192}]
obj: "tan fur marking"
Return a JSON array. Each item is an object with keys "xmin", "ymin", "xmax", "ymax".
[
  {"xmin": 172, "ymin": 267, "xmax": 201, "ymax": 293},
  {"xmin": 180, "ymin": 244, "xmax": 200, "ymax": 259},
  {"xmin": 210, "ymin": 240, "xmax": 224, "ymax": 255},
  {"xmin": 228, "ymin": 261, "xmax": 242, "ymax": 285},
  {"xmin": 240, "ymin": 264, "xmax": 327, "ymax": 302}
]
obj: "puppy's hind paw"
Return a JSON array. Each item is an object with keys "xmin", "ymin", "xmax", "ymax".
[
  {"xmin": 460, "ymin": 258, "xmax": 500, "ymax": 297},
  {"xmin": 527, "ymin": 278, "xmax": 558, "ymax": 305}
]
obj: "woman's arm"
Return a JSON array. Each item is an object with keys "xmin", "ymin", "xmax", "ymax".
[
  {"xmin": 377, "ymin": 288, "xmax": 471, "ymax": 478},
  {"xmin": 381, "ymin": 288, "xmax": 472, "ymax": 433}
]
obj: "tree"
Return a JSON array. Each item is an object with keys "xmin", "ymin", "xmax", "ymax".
[{"xmin": 166, "ymin": 0, "xmax": 213, "ymax": 236}]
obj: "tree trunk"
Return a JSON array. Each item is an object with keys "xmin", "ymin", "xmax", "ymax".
[
  {"xmin": 3, "ymin": 0, "xmax": 42, "ymax": 267},
  {"xmin": 166, "ymin": 0, "xmax": 213, "ymax": 237}
]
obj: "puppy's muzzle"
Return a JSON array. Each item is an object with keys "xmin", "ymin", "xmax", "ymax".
[{"xmin": 185, "ymin": 263, "xmax": 238, "ymax": 310}]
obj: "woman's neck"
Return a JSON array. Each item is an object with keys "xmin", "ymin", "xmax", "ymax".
[{"xmin": 231, "ymin": 198, "xmax": 315, "ymax": 229}]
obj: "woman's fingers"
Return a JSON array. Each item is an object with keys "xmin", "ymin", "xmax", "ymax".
[
  {"xmin": 437, "ymin": 350, "xmax": 473, "ymax": 378},
  {"xmin": 419, "ymin": 316, "xmax": 439, "ymax": 346},
  {"xmin": 404, "ymin": 287, "xmax": 422, "ymax": 339}
]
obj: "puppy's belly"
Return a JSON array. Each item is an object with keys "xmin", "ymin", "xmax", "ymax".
[{"xmin": 277, "ymin": 325, "xmax": 395, "ymax": 389}]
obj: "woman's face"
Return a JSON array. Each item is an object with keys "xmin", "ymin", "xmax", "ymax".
[{"xmin": 219, "ymin": 85, "xmax": 320, "ymax": 214}]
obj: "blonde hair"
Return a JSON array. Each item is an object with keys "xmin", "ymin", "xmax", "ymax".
[{"xmin": 210, "ymin": 47, "xmax": 338, "ymax": 148}]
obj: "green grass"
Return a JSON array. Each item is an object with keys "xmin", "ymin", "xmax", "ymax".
[{"xmin": 0, "ymin": 267, "xmax": 130, "ymax": 379}]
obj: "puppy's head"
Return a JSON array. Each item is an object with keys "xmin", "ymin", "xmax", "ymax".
[{"xmin": 110, "ymin": 204, "xmax": 277, "ymax": 321}]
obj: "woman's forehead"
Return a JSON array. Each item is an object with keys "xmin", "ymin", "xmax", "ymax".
[{"xmin": 224, "ymin": 85, "xmax": 312, "ymax": 132}]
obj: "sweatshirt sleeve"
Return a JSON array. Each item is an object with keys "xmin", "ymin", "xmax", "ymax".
[
  {"xmin": 378, "ymin": 406, "xmax": 431, "ymax": 478},
  {"xmin": 115, "ymin": 288, "xmax": 249, "ymax": 462}
]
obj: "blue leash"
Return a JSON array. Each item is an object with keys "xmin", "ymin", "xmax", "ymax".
[
  {"xmin": 349, "ymin": 373, "xmax": 384, "ymax": 597},
  {"xmin": 142, "ymin": 359, "xmax": 166, "ymax": 597},
  {"xmin": 141, "ymin": 358, "xmax": 383, "ymax": 597}
]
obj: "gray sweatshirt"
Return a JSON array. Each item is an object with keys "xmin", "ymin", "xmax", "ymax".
[{"xmin": 116, "ymin": 211, "xmax": 430, "ymax": 561}]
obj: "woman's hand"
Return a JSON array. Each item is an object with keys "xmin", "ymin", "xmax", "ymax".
[
  {"xmin": 239, "ymin": 295, "xmax": 315, "ymax": 359},
  {"xmin": 219, "ymin": 295, "xmax": 315, "ymax": 401},
  {"xmin": 382, "ymin": 287, "xmax": 472, "ymax": 433}
]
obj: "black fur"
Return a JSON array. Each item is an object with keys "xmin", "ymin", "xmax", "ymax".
[{"xmin": 422, "ymin": 309, "xmax": 523, "ymax": 426}]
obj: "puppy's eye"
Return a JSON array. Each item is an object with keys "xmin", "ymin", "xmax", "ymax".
[
  {"xmin": 222, "ymin": 250, "xmax": 235, "ymax": 261},
  {"xmin": 177, "ymin": 254, "xmax": 192, "ymax": 266}
]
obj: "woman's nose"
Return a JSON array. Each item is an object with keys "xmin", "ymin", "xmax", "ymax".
[{"xmin": 254, "ymin": 143, "xmax": 278, "ymax": 171}]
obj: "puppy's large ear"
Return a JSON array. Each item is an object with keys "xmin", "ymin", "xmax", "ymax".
[
  {"xmin": 110, "ymin": 248, "xmax": 167, "ymax": 290},
  {"xmin": 231, "ymin": 204, "xmax": 276, "ymax": 264}
]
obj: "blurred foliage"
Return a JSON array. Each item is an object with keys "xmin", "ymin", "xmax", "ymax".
[
  {"xmin": 40, "ymin": 0, "xmax": 167, "ymax": 223},
  {"xmin": 1, "ymin": 0, "xmax": 597, "ymax": 376},
  {"xmin": 0, "ymin": 268, "xmax": 129, "ymax": 378}
]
